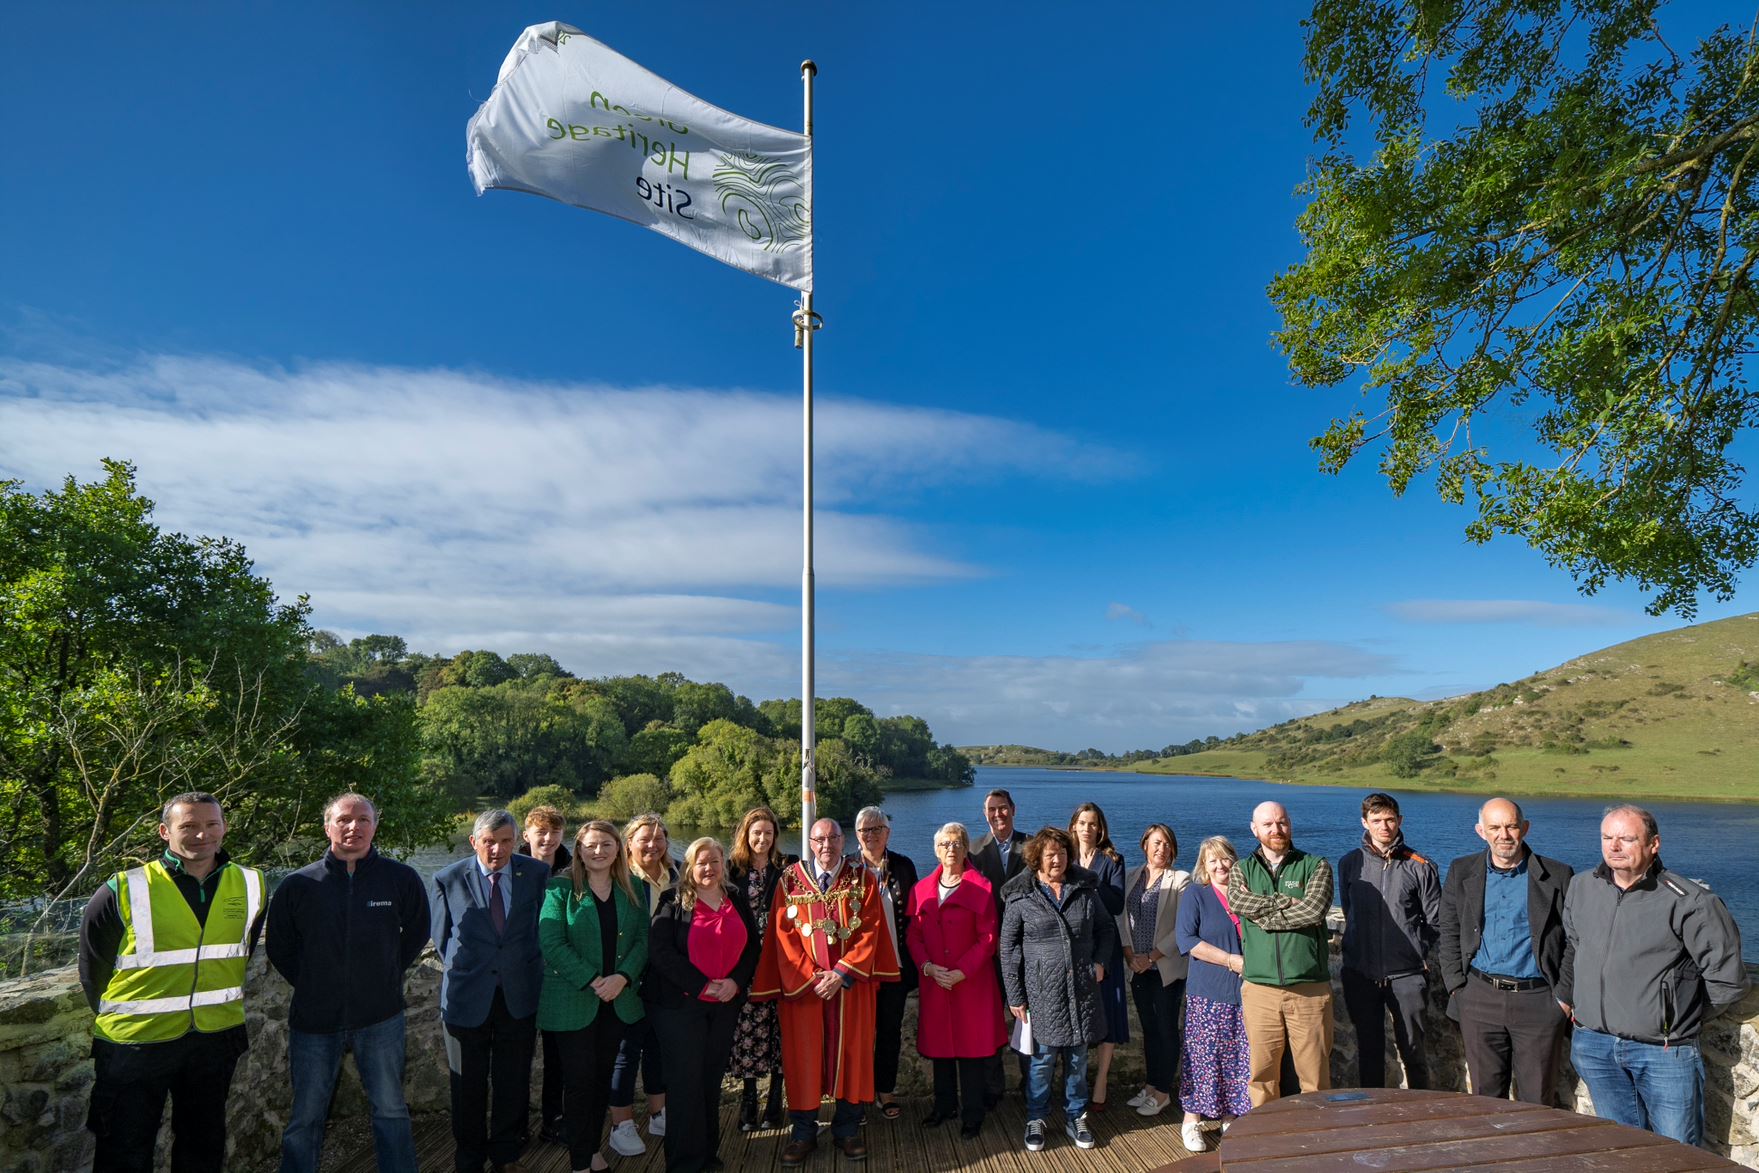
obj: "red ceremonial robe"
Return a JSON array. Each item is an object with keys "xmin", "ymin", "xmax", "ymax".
[{"xmin": 750, "ymin": 860, "xmax": 899, "ymax": 1110}]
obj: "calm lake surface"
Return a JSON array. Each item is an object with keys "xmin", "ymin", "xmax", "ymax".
[{"xmin": 409, "ymin": 767, "xmax": 1757, "ymax": 958}]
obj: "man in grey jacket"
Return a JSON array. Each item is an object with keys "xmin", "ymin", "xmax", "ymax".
[
  {"xmin": 1338, "ymin": 793, "xmax": 1441, "ymax": 1089},
  {"xmin": 1562, "ymin": 804, "xmax": 1748, "ymax": 1146}
]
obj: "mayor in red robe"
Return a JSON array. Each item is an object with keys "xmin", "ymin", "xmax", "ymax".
[{"xmin": 751, "ymin": 817, "xmax": 898, "ymax": 1164}]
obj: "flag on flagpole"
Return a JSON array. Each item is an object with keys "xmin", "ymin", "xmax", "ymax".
[{"xmin": 467, "ymin": 22, "xmax": 812, "ymax": 292}]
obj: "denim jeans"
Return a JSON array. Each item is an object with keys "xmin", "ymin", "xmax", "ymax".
[
  {"xmin": 1024, "ymin": 1043, "xmax": 1089, "ymax": 1122},
  {"xmin": 1571, "ymin": 1027, "xmax": 1704, "ymax": 1146},
  {"xmin": 280, "ymin": 1013, "xmax": 418, "ymax": 1173}
]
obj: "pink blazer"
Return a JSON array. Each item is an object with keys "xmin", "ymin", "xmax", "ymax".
[{"xmin": 906, "ymin": 866, "xmax": 1008, "ymax": 1059}]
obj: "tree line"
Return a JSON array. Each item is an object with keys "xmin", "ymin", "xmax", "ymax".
[{"xmin": 0, "ymin": 462, "xmax": 971, "ymax": 904}]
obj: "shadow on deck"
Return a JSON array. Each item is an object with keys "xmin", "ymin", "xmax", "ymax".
[{"xmin": 334, "ymin": 1095, "xmax": 1202, "ymax": 1172}]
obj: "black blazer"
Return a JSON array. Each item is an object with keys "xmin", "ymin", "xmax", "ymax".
[
  {"xmin": 1438, "ymin": 848, "xmax": 1574, "ymax": 999},
  {"xmin": 850, "ymin": 849, "xmax": 920, "ymax": 991},
  {"xmin": 643, "ymin": 885, "xmax": 763, "ymax": 1011},
  {"xmin": 971, "ymin": 830, "xmax": 1030, "ymax": 904}
]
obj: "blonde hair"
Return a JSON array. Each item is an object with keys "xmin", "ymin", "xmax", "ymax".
[
  {"xmin": 569, "ymin": 819, "xmax": 637, "ymax": 906},
  {"xmin": 624, "ymin": 812, "xmax": 671, "ymax": 886},
  {"xmin": 676, "ymin": 837, "xmax": 730, "ymax": 913},
  {"xmin": 1194, "ymin": 835, "xmax": 1239, "ymax": 879}
]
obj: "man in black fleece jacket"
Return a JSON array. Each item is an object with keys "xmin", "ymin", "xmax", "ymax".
[{"xmin": 267, "ymin": 793, "xmax": 430, "ymax": 1173}]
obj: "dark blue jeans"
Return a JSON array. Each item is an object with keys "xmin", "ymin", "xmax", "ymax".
[
  {"xmin": 1024, "ymin": 1043, "xmax": 1089, "ymax": 1122},
  {"xmin": 280, "ymin": 1012, "xmax": 417, "ymax": 1173},
  {"xmin": 1571, "ymin": 1027, "xmax": 1704, "ymax": 1146}
]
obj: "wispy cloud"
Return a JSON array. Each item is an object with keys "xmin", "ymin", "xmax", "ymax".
[
  {"xmin": 1383, "ymin": 599, "xmax": 1634, "ymax": 628},
  {"xmin": 1106, "ymin": 602, "xmax": 1150, "ymax": 627},
  {"xmin": 824, "ymin": 638, "xmax": 1401, "ymax": 750},
  {"xmin": 0, "ymin": 351, "xmax": 1127, "ymax": 677}
]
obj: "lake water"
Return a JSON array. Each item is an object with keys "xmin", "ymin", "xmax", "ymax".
[{"xmin": 407, "ymin": 767, "xmax": 1759, "ymax": 958}]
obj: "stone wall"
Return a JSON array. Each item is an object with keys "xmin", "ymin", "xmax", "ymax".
[{"xmin": 4, "ymin": 933, "xmax": 1758, "ymax": 1171}]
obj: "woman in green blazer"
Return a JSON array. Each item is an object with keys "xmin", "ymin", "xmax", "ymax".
[{"xmin": 538, "ymin": 819, "xmax": 649, "ymax": 1173}]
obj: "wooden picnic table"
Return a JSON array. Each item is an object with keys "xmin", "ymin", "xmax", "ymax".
[{"xmin": 1162, "ymin": 1087, "xmax": 1745, "ymax": 1172}]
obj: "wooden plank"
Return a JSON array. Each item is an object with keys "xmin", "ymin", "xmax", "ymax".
[
  {"xmin": 1218, "ymin": 1122, "xmax": 1675, "ymax": 1173},
  {"xmin": 1219, "ymin": 1104, "xmax": 1613, "ymax": 1161}
]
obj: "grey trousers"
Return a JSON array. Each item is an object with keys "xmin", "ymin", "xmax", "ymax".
[
  {"xmin": 1341, "ymin": 967, "xmax": 1429, "ymax": 1089},
  {"xmin": 1457, "ymin": 976, "xmax": 1568, "ymax": 1105}
]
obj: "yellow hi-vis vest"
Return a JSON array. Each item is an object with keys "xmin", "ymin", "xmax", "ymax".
[{"xmin": 93, "ymin": 858, "xmax": 264, "ymax": 1044}]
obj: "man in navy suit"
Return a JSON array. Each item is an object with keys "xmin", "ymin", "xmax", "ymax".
[
  {"xmin": 970, "ymin": 788, "xmax": 1030, "ymax": 1108},
  {"xmin": 431, "ymin": 809, "xmax": 547, "ymax": 1173}
]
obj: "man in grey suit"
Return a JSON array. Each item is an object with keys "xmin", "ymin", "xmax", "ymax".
[
  {"xmin": 1437, "ymin": 797, "xmax": 1573, "ymax": 1105},
  {"xmin": 970, "ymin": 788, "xmax": 1030, "ymax": 1108},
  {"xmin": 431, "ymin": 809, "xmax": 548, "ymax": 1173}
]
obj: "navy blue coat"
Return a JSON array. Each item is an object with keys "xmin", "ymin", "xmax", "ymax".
[{"xmin": 430, "ymin": 853, "xmax": 548, "ymax": 1026}]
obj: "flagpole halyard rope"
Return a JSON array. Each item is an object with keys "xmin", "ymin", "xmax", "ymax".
[{"xmin": 798, "ymin": 57, "xmax": 819, "ymax": 863}]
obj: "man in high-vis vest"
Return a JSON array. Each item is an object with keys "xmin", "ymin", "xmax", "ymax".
[{"xmin": 78, "ymin": 791, "xmax": 266, "ymax": 1173}]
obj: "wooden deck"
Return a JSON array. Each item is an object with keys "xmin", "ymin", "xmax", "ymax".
[{"xmin": 333, "ymin": 1096, "xmax": 1203, "ymax": 1172}]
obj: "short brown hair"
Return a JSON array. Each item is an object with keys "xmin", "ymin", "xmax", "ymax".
[
  {"xmin": 1361, "ymin": 792, "xmax": 1401, "ymax": 818},
  {"xmin": 524, "ymin": 804, "xmax": 566, "ymax": 831},
  {"xmin": 1022, "ymin": 826, "xmax": 1074, "ymax": 873}
]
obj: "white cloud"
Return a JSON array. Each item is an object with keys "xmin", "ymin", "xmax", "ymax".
[
  {"xmin": 820, "ymin": 638, "xmax": 1402, "ymax": 750},
  {"xmin": 1383, "ymin": 599, "xmax": 1635, "ymax": 627},
  {"xmin": 0, "ymin": 351, "xmax": 1126, "ymax": 684},
  {"xmin": 1106, "ymin": 602, "xmax": 1150, "ymax": 626}
]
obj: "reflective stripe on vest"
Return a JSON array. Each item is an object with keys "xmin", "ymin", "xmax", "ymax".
[{"xmin": 94, "ymin": 860, "xmax": 263, "ymax": 1043}]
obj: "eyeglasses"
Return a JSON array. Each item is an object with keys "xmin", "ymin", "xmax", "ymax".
[
  {"xmin": 934, "ymin": 842, "xmax": 962, "ymax": 851},
  {"xmin": 809, "ymin": 835, "xmax": 842, "ymax": 844},
  {"xmin": 855, "ymin": 827, "xmax": 886, "ymax": 836}
]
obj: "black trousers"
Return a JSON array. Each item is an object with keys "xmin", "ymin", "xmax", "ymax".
[
  {"xmin": 1341, "ymin": 968, "xmax": 1429, "ymax": 1089},
  {"xmin": 651, "ymin": 999, "xmax": 741, "ymax": 1172},
  {"xmin": 1457, "ymin": 976, "xmax": 1567, "ymax": 1105},
  {"xmin": 555, "ymin": 1014, "xmax": 626, "ymax": 1171},
  {"xmin": 1131, "ymin": 972, "xmax": 1185, "ymax": 1095},
  {"xmin": 539, "ymin": 1028, "xmax": 564, "ymax": 1128},
  {"xmin": 444, "ymin": 988, "xmax": 538, "ymax": 1172},
  {"xmin": 932, "ymin": 1057, "xmax": 987, "ymax": 1129},
  {"xmin": 88, "ymin": 1031, "xmax": 242, "ymax": 1173},
  {"xmin": 874, "ymin": 979, "xmax": 910, "ymax": 1095}
]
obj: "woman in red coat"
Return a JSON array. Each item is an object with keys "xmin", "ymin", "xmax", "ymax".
[{"xmin": 906, "ymin": 821, "xmax": 1008, "ymax": 1139}]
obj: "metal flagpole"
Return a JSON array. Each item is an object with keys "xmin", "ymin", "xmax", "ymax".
[{"xmin": 795, "ymin": 59, "xmax": 821, "ymax": 862}]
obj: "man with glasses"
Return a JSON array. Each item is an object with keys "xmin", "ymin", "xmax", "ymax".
[
  {"xmin": 752, "ymin": 818, "xmax": 899, "ymax": 1165},
  {"xmin": 849, "ymin": 807, "xmax": 919, "ymax": 1122}
]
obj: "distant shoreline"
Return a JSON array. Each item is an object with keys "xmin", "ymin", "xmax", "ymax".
[{"xmin": 971, "ymin": 760, "xmax": 1759, "ymax": 805}]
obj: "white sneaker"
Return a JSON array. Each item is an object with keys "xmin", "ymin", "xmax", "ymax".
[
  {"xmin": 608, "ymin": 1120, "xmax": 646, "ymax": 1156},
  {"xmin": 1180, "ymin": 1122, "xmax": 1206, "ymax": 1151},
  {"xmin": 1125, "ymin": 1088, "xmax": 1152, "ymax": 1109},
  {"xmin": 647, "ymin": 1109, "xmax": 667, "ymax": 1138}
]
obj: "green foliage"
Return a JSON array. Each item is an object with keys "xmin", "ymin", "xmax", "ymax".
[
  {"xmin": 0, "ymin": 462, "xmax": 441, "ymax": 901},
  {"xmin": 1728, "ymin": 661, "xmax": 1759, "ymax": 691},
  {"xmin": 420, "ymin": 679, "xmax": 626, "ymax": 799},
  {"xmin": 596, "ymin": 773, "xmax": 670, "ymax": 821},
  {"xmin": 666, "ymin": 719, "xmax": 792, "ymax": 829},
  {"xmin": 1383, "ymin": 730, "xmax": 1439, "ymax": 777},
  {"xmin": 1275, "ymin": 1, "xmax": 1759, "ymax": 616},
  {"xmin": 508, "ymin": 783, "xmax": 583, "ymax": 825}
]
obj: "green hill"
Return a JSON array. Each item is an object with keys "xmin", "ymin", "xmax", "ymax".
[{"xmin": 1139, "ymin": 613, "xmax": 1759, "ymax": 801}]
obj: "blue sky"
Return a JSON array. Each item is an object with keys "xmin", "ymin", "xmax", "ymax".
[{"xmin": 1, "ymin": 3, "xmax": 1750, "ymax": 752}]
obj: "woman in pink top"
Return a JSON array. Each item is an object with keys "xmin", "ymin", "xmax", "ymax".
[
  {"xmin": 647, "ymin": 838, "xmax": 762, "ymax": 1173},
  {"xmin": 906, "ymin": 821, "xmax": 1007, "ymax": 1139}
]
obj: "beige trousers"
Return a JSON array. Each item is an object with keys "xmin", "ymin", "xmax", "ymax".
[{"xmin": 1241, "ymin": 979, "xmax": 1334, "ymax": 1107}]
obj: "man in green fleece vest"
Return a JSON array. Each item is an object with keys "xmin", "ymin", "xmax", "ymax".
[{"xmin": 1226, "ymin": 801, "xmax": 1335, "ymax": 1107}]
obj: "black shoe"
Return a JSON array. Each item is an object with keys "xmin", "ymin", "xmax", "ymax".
[
  {"xmin": 763, "ymin": 1080, "xmax": 788, "ymax": 1130},
  {"xmin": 923, "ymin": 1110, "xmax": 955, "ymax": 1128},
  {"xmin": 538, "ymin": 1118, "xmax": 568, "ymax": 1145},
  {"xmin": 739, "ymin": 1087, "xmax": 760, "ymax": 1133},
  {"xmin": 960, "ymin": 1121, "xmax": 982, "ymax": 1140}
]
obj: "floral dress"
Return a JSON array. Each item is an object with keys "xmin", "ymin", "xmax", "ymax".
[{"xmin": 727, "ymin": 862, "xmax": 782, "ymax": 1078}]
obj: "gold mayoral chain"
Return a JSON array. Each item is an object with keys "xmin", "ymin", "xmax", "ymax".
[{"xmin": 781, "ymin": 869, "xmax": 864, "ymax": 941}]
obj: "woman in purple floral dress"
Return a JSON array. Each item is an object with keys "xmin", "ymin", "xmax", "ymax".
[
  {"xmin": 1174, "ymin": 835, "xmax": 1252, "ymax": 1153},
  {"xmin": 725, "ymin": 806, "xmax": 796, "ymax": 1131}
]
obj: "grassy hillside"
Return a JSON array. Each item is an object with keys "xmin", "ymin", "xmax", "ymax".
[{"xmin": 1139, "ymin": 613, "xmax": 1759, "ymax": 801}]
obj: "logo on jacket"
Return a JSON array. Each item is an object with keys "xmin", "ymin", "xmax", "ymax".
[{"xmin": 367, "ymin": 900, "xmax": 395, "ymax": 908}]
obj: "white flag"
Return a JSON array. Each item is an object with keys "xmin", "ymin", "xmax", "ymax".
[{"xmin": 467, "ymin": 23, "xmax": 812, "ymax": 291}]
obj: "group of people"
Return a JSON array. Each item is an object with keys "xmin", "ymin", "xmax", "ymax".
[{"xmin": 77, "ymin": 785, "xmax": 1748, "ymax": 1173}]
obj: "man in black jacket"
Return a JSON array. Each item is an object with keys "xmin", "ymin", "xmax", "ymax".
[
  {"xmin": 268, "ymin": 793, "xmax": 431, "ymax": 1173},
  {"xmin": 970, "ymin": 789, "xmax": 1029, "ymax": 1107},
  {"xmin": 1437, "ymin": 797, "xmax": 1572, "ymax": 1105},
  {"xmin": 1339, "ymin": 793, "xmax": 1441, "ymax": 1089}
]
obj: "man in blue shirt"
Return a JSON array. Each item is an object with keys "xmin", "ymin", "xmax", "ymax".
[{"xmin": 1437, "ymin": 798, "xmax": 1573, "ymax": 1105}]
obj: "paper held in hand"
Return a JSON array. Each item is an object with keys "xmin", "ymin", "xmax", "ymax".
[
  {"xmin": 466, "ymin": 21, "xmax": 812, "ymax": 291},
  {"xmin": 1010, "ymin": 1012, "xmax": 1036, "ymax": 1056}
]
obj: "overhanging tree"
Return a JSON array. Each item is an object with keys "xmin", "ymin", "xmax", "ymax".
[{"xmin": 1273, "ymin": 0, "xmax": 1759, "ymax": 615}]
